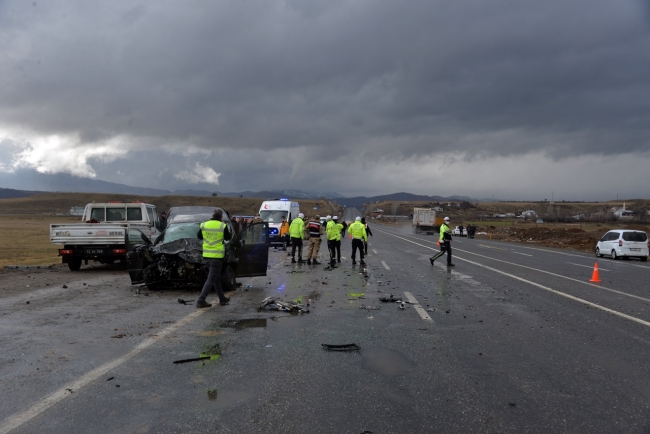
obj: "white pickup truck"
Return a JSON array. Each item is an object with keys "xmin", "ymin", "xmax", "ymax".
[{"xmin": 50, "ymin": 202, "xmax": 162, "ymax": 270}]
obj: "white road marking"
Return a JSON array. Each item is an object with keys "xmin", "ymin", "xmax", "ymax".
[
  {"xmin": 478, "ymin": 244, "xmax": 507, "ymax": 251},
  {"xmin": 374, "ymin": 227, "xmax": 650, "ymax": 309},
  {"xmin": 0, "ymin": 308, "xmax": 209, "ymax": 434},
  {"xmin": 511, "ymin": 251, "xmax": 533, "ymax": 257},
  {"xmin": 403, "ymin": 292, "xmax": 433, "ymax": 321},
  {"xmin": 567, "ymin": 262, "xmax": 610, "ymax": 272},
  {"xmin": 381, "ymin": 261, "xmax": 391, "ymax": 270},
  {"xmin": 373, "ymin": 249, "xmax": 378, "ymax": 254}
]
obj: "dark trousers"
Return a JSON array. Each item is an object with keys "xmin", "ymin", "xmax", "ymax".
[
  {"xmin": 198, "ymin": 258, "xmax": 227, "ymax": 302},
  {"xmin": 364, "ymin": 241, "xmax": 368, "ymax": 255},
  {"xmin": 431, "ymin": 241, "xmax": 452, "ymax": 265},
  {"xmin": 351, "ymin": 239, "xmax": 364, "ymax": 261},
  {"xmin": 283, "ymin": 234, "xmax": 290, "ymax": 249},
  {"xmin": 291, "ymin": 237, "xmax": 303, "ymax": 259},
  {"xmin": 328, "ymin": 240, "xmax": 336, "ymax": 264},
  {"xmin": 334, "ymin": 240, "xmax": 341, "ymax": 260}
]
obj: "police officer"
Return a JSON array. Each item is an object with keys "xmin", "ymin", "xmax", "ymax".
[
  {"xmin": 430, "ymin": 216, "xmax": 455, "ymax": 267},
  {"xmin": 196, "ymin": 209, "xmax": 232, "ymax": 308},
  {"xmin": 328, "ymin": 216, "xmax": 345, "ymax": 264},
  {"xmin": 348, "ymin": 216, "xmax": 367, "ymax": 265},
  {"xmin": 306, "ymin": 215, "xmax": 324, "ymax": 265},
  {"xmin": 290, "ymin": 212, "xmax": 305, "ymax": 263},
  {"xmin": 326, "ymin": 215, "xmax": 339, "ymax": 267}
]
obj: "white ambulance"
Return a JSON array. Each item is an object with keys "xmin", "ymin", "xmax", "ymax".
[{"xmin": 259, "ymin": 199, "xmax": 300, "ymax": 244}]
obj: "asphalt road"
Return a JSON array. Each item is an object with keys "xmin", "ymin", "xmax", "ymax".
[{"xmin": 1, "ymin": 218, "xmax": 650, "ymax": 433}]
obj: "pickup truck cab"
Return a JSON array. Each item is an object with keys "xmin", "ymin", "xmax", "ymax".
[{"xmin": 50, "ymin": 202, "xmax": 161, "ymax": 271}]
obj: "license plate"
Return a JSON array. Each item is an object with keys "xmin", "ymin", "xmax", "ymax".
[
  {"xmin": 85, "ymin": 249, "xmax": 104, "ymax": 255},
  {"xmin": 630, "ymin": 248, "xmax": 640, "ymax": 251}
]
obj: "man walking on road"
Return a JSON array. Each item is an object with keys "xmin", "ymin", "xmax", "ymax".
[
  {"xmin": 290, "ymin": 212, "xmax": 305, "ymax": 263},
  {"xmin": 361, "ymin": 217, "xmax": 372, "ymax": 254},
  {"xmin": 430, "ymin": 216, "xmax": 455, "ymax": 267},
  {"xmin": 349, "ymin": 216, "xmax": 367, "ymax": 265},
  {"xmin": 306, "ymin": 215, "xmax": 324, "ymax": 265},
  {"xmin": 196, "ymin": 209, "xmax": 231, "ymax": 308}
]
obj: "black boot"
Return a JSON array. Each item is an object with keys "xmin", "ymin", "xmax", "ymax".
[
  {"xmin": 291, "ymin": 258, "xmax": 296, "ymax": 263},
  {"xmin": 307, "ymin": 259, "xmax": 312, "ymax": 265}
]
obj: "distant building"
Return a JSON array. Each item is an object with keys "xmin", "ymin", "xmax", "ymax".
[
  {"xmin": 69, "ymin": 206, "xmax": 85, "ymax": 216},
  {"xmin": 521, "ymin": 210, "xmax": 538, "ymax": 218},
  {"xmin": 612, "ymin": 202, "xmax": 635, "ymax": 218}
]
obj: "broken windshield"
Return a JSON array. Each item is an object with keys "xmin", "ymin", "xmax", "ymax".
[{"xmin": 161, "ymin": 222, "xmax": 201, "ymax": 244}]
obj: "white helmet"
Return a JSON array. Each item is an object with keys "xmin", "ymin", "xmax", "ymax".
[
  {"xmin": 333, "ymin": 216, "xmax": 339, "ymax": 220},
  {"xmin": 444, "ymin": 216, "xmax": 450, "ymax": 222},
  {"xmin": 326, "ymin": 215, "xmax": 332, "ymax": 221},
  {"xmin": 298, "ymin": 213, "xmax": 304, "ymax": 218},
  {"xmin": 355, "ymin": 216, "xmax": 361, "ymax": 221}
]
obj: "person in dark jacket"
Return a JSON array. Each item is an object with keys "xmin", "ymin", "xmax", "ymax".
[{"xmin": 361, "ymin": 218, "xmax": 373, "ymax": 254}]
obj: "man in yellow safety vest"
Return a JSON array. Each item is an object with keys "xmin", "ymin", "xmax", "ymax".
[
  {"xmin": 348, "ymin": 216, "xmax": 368, "ymax": 265},
  {"xmin": 430, "ymin": 216, "xmax": 455, "ymax": 267},
  {"xmin": 196, "ymin": 209, "xmax": 232, "ymax": 308}
]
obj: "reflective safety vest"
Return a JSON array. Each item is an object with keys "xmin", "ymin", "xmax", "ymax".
[
  {"xmin": 201, "ymin": 220, "xmax": 226, "ymax": 258},
  {"xmin": 439, "ymin": 223, "xmax": 451, "ymax": 242},
  {"xmin": 327, "ymin": 221, "xmax": 343, "ymax": 241},
  {"xmin": 289, "ymin": 217, "xmax": 305, "ymax": 239},
  {"xmin": 348, "ymin": 221, "xmax": 367, "ymax": 242}
]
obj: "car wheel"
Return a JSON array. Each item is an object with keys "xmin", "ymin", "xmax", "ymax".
[
  {"xmin": 143, "ymin": 264, "xmax": 162, "ymax": 291},
  {"xmin": 641, "ymin": 256, "xmax": 648, "ymax": 262},
  {"xmin": 595, "ymin": 247, "xmax": 602, "ymax": 257},
  {"xmin": 221, "ymin": 264, "xmax": 237, "ymax": 292},
  {"xmin": 611, "ymin": 250, "xmax": 618, "ymax": 260},
  {"xmin": 68, "ymin": 258, "xmax": 82, "ymax": 271}
]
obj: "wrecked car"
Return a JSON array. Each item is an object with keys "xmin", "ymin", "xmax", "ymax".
[{"xmin": 125, "ymin": 206, "xmax": 269, "ymax": 291}]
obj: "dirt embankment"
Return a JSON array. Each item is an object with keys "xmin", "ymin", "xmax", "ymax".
[{"xmin": 478, "ymin": 226, "xmax": 604, "ymax": 253}]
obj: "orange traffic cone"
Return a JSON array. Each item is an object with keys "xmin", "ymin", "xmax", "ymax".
[{"xmin": 589, "ymin": 263, "xmax": 601, "ymax": 283}]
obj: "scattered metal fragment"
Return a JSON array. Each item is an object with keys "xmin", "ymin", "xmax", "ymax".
[
  {"xmin": 258, "ymin": 297, "xmax": 310, "ymax": 314},
  {"xmin": 107, "ymin": 377, "xmax": 115, "ymax": 381},
  {"xmin": 173, "ymin": 356, "xmax": 211, "ymax": 364},
  {"xmin": 359, "ymin": 305, "xmax": 381, "ymax": 310},
  {"xmin": 177, "ymin": 298, "xmax": 194, "ymax": 305},
  {"xmin": 62, "ymin": 284, "xmax": 68, "ymax": 289},
  {"xmin": 379, "ymin": 295, "xmax": 402, "ymax": 303},
  {"xmin": 321, "ymin": 343, "xmax": 361, "ymax": 352}
]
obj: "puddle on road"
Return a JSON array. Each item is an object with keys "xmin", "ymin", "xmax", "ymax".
[{"xmin": 362, "ymin": 347, "xmax": 414, "ymax": 376}]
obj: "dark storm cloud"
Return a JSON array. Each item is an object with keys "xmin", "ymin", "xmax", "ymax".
[{"xmin": 1, "ymin": 0, "xmax": 649, "ymax": 170}]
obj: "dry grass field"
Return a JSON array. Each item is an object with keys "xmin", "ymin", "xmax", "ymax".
[{"xmin": 0, "ymin": 192, "xmax": 335, "ymax": 267}]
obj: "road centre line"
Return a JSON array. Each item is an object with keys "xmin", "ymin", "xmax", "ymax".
[
  {"xmin": 373, "ymin": 249, "xmax": 378, "ymax": 254},
  {"xmin": 511, "ymin": 251, "xmax": 533, "ymax": 257},
  {"xmin": 374, "ymin": 227, "xmax": 650, "ymax": 305},
  {"xmin": 403, "ymin": 292, "xmax": 433, "ymax": 321},
  {"xmin": 568, "ymin": 262, "xmax": 610, "ymax": 272},
  {"xmin": 381, "ymin": 261, "xmax": 391, "ymax": 270},
  {"xmin": 0, "ymin": 308, "xmax": 209, "ymax": 434}
]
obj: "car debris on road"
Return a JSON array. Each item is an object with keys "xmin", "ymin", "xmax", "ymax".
[{"xmin": 258, "ymin": 296, "xmax": 310, "ymax": 314}]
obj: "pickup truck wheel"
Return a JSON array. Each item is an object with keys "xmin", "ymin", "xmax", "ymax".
[
  {"xmin": 221, "ymin": 265, "xmax": 237, "ymax": 292},
  {"xmin": 68, "ymin": 259, "xmax": 82, "ymax": 271}
]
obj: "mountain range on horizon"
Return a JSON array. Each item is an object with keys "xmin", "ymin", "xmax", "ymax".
[{"xmin": 0, "ymin": 169, "xmax": 496, "ymax": 204}]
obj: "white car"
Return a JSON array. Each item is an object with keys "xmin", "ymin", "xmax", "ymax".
[
  {"xmin": 595, "ymin": 230, "xmax": 648, "ymax": 261},
  {"xmin": 451, "ymin": 226, "xmax": 466, "ymax": 237}
]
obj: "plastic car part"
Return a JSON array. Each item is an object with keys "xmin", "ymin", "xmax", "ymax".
[{"xmin": 321, "ymin": 343, "xmax": 361, "ymax": 352}]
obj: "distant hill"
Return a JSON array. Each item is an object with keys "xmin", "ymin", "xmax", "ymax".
[
  {"xmin": 0, "ymin": 170, "xmax": 343, "ymax": 199},
  {"xmin": 332, "ymin": 192, "xmax": 496, "ymax": 207},
  {"xmin": 0, "ymin": 188, "xmax": 40, "ymax": 199}
]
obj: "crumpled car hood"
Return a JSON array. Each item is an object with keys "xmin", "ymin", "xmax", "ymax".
[{"xmin": 152, "ymin": 238, "xmax": 204, "ymax": 264}]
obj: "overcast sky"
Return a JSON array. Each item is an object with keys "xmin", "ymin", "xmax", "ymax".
[{"xmin": 1, "ymin": 0, "xmax": 649, "ymax": 201}]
